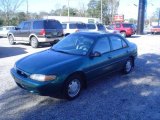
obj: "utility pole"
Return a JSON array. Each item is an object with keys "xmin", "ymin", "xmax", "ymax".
[
  {"xmin": 137, "ymin": 0, "xmax": 147, "ymax": 35},
  {"xmin": 101, "ymin": 0, "xmax": 103, "ymax": 23},
  {"xmin": 158, "ymin": 8, "xmax": 160, "ymax": 26},
  {"xmin": 68, "ymin": 0, "xmax": 70, "ymax": 22},
  {"xmin": 26, "ymin": 0, "xmax": 29, "ymax": 19}
]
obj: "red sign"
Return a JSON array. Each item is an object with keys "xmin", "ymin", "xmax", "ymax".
[{"xmin": 114, "ymin": 15, "xmax": 124, "ymax": 22}]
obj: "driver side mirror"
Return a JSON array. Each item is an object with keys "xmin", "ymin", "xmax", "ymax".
[{"xmin": 90, "ymin": 51, "xmax": 101, "ymax": 57}]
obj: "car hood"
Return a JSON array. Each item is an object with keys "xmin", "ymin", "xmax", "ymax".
[{"xmin": 16, "ymin": 49, "xmax": 83, "ymax": 74}]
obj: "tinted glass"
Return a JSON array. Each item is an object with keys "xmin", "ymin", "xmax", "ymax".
[
  {"xmin": 123, "ymin": 24, "xmax": 133, "ymax": 28},
  {"xmin": 69, "ymin": 24, "xmax": 77, "ymax": 29},
  {"xmin": 52, "ymin": 34, "xmax": 94, "ymax": 55},
  {"xmin": 44, "ymin": 20, "xmax": 62, "ymax": 29},
  {"xmin": 97, "ymin": 24, "xmax": 106, "ymax": 31},
  {"xmin": 33, "ymin": 21, "xmax": 43, "ymax": 29},
  {"xmin": 93, "ymin": 37, "xmax": 110, "ymax": 54},
  {"xmin": 110, "ymin": 36, "xmax": 123, "ymax": 50},
  {"xmin": 22, "ymin": 22, "xmax": 31, "ymax": 30},
  {"xmin": 62, "ymin": 24, "xmax": 67, "ymax": 29},
  {"xmin": 116, "ymin": 24, "xmax": 121, "ymax": 28},
  {"xmin": 77, "ymin": 23, "xmax": 86, "ymax": 29},
  {"xmin": 17, "ymin": 22, "xmax": 24, "ymax": 29},
  {"xmin": 87, "ymin": 24, "xmax": 96, "ymax": 29}
]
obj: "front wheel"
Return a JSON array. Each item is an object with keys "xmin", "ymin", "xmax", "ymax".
[
  {"xmin": 123, "ymin": 59, "xmax": 134, "ymax": 74},
  {"xmin": 8, "ymin": 35, "xmax": 15, "ymax": 45},
  {"xmin": 30, "ymin": 37, "xmax": 39, "ymax": 48},
  {"xmin": 63, "ymin": 75, "xmax": 82, "ymax": 100}
]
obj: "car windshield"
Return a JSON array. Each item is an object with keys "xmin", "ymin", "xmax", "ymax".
[{"xmin": 52, "ymin": 34, "xmax": 94, "ymax": 55}]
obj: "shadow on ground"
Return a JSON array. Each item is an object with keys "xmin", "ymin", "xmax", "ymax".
[
  {"xmin": 0, "ymin": 47, "xmax": 28, "ymax": 58},
  {"xmin": 0, "ymin": 53, "xmax": 160, "ymax": 120}
]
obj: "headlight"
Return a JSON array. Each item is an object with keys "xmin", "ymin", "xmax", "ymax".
[{"xmin": 30, "ymin": 74, "xmax": 56, "ymax": 82}]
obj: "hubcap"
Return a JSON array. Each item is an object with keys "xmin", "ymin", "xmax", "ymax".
[
  {"xmin": 9, "ymin": 36, "xmax": 13, "ymax": 43},
  {"xmin": 68, "ymin": 79, "xmax": 81, "ymax": 97},
  {"xmin": 31, "ymin": 38, "xmax": 37, "ymax": 47},
  {"xmin": 126, "ymin": 60, "xmax": 132, "ymax": 72}
]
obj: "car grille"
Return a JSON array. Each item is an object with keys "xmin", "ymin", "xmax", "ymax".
[{"xmin": 16, "ymin": 69, "xmax": 29, "ymax": 78}]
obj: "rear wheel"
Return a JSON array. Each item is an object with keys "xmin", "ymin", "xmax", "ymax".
[
  {"xmin": 121, "ymin": 32, "xmax": 126, "ymax": 37},
  {"xmin": 8, "ymin": 35, "xmax": 15, "ymax": 45},
  {"xmin": 123, "ymin": 58, "xmax": 134, "ymax": 74},
  {"xmin": 30, "ymin": 37, "xmax": 39, "ymax": 48},
  {"xmin": 63, "ymin": 75, "xmax": 82, "ymax": 100}
]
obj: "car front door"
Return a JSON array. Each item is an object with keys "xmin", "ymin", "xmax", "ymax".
[
  {"xmin": 86, "ymin": 36, "xmax": 113, "ymax": 80},
  {"xmin": 21, "ymin": 22, "xmax": 31, "ymax": 42},
  {"xmin": 14, "ymin": 22, "xmax": 24, "ymax": 41}
]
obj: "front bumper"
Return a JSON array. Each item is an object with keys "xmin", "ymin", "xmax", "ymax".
[{"xmin": 10, "ymin": 68, "xmax": 63, "ymax": 97}]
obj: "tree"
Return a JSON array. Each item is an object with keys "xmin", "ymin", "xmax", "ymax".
[
  {"xmin": 87, "ymin": 0, "xmax": 119, "ymax": 24},
  {"xmin": 0, "ymin": 0, "xmax": 24, "ymax": 25}
]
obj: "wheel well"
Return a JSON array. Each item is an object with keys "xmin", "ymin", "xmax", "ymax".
[
  {"xmin": 129, "ymin": 56, "xmax": 135, "ymax": 67},
  {"xmin": 29, "ymin": 35, "xmax": 37, "ymax": 43},
  {"xmin": 65, "ymin": 33, "xmax": 70, "ymax": 36},
  {"xmin": 120, "ymin": 31, "xmax": 126, "ymax": 33},
  {"xmin": 66, "ymin": 71, "xmax": 87, "ymax": 88}
]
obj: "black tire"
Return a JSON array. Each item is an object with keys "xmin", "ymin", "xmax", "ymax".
[
  {"xmin": 30, "ymin": 37, "xmax": 39, "ymax": 48},
  {"xmin": 121, "ymin": 32, "xmax": 126, "ymax": 37},
  {"xmin": 8, "ymin": 35, "xmax": 15, "ymax": 45},
  {"xmin": 63, "ymin": 75, "xmax": 82, "ymax": 100},
  {"xmin": 123, "ymin": 58, "xmax": 134, "ymax": 74}
]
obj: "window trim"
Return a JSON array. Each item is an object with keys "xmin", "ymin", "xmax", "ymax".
[
  {"xmin": 91, "ymin": 36, "xmax": 111, "ymax": 55},
  {"xmin": 109, "ymin": 35, "xmax": 129, "ymax": 52}
]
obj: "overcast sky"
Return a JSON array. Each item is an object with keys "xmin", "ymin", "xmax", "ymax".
[{"xmin": 18, "ymin": 0, "xmax": 160, "ymax": 19}]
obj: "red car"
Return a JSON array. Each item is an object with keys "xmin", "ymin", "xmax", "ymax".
[
  {"xmin": 150, "ymin": 26, "xmax": 160, "ymax": 34},
  {"xmin": 109, "ymin": 23, "xmax": 136, "ymax": 37}
]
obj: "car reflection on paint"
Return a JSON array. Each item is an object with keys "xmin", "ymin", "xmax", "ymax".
[{"xmin": 11, "ymin": 31, "xmax": 137, "ymax": 100}]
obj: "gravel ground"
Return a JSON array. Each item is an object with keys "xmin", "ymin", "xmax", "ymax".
[{"xmin": 0, "ymin": 34, "xmax": 160, "ymax": 120}]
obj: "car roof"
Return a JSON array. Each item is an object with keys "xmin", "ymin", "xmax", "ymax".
[
  {"xmin": 72, "ymin": 31, "xmax": 117, "ymax": 39},
  {"xmin": 62, "ymin": 22, "xmax": 85, "ymax": 24},
  {"xmin": 21, "ymin": 19, "xmax": 59, "ymax": 22}
]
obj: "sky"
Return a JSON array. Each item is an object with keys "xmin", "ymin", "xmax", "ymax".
[{"xmin": 18, "ymin": 0, "xmax": 160, "ymax": 19}]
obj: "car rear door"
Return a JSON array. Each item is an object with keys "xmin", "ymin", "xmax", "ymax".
[{"xmin": 108, "ymin": 35, "xmax": 130, "ymax": 70}]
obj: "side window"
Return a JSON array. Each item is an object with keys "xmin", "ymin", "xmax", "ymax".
[
  {"xmin": 33, "ymin": 21, "xmax": 43, "ymax": 29},
  {"xmin": 69, "ymin": 24, "xmax": 77, "ymax": 29},
  {"xmin": 17, "ymin": 22, "xmax": 24, "ymax": 29},
  {"xmin": 110, "ymin": 36, "xmax": 127, "ymax": 50},
  {"xmin": 22, "ymin": 22, "xmax": 31, "ymax": 30},
  {"xmin": 93, "ymin": 37, "xmax": 111, "ymax": 54},
  {"xmin": 116, "ymin": 24, "xmax": 121, "ymax": 28},
  {"xmin": 62, "ymin": 24, "xmax": 67, "ymax": 29}
]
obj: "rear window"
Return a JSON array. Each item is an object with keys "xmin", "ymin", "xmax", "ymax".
[
  {"xmin": 86, "ymin": 24, "xmax": 96, "ymax": 29},
  {"xmin": 123, "ymin": 24, "xmax": 133, "ymax": 28},
  {"xmin": 97, "ymin": 24, "xmax": 106, "ymax": 31},
  {"xmin": 33, "ymin": 21, "xmax": 43, "ymax": 29},
  {"xmin": 44, "ymin": 20, "xmax": 62, "ymax": 29}
]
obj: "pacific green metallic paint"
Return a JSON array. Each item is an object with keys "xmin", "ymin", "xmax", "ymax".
[{"xmin": 10, "ymin": 32, "xmax": 137, "ymax": 98}]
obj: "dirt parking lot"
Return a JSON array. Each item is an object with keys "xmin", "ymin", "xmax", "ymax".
[{"xmin": 0, "ymin": 34, "xmax": 160, "ymax": 120}]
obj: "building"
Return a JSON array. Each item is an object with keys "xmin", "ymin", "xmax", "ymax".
[{"xmin": 43, "ymin": 16, "xmax": 100, "ymax": 23}]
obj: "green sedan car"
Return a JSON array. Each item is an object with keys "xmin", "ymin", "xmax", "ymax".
[{"xmin": 11, "ymin": 32, "xmax": 137, "ymax": 100}]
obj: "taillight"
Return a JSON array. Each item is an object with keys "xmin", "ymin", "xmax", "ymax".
[{"xmin": 39, "ymin": 29, "xmax": 46, "ymax": 36}]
